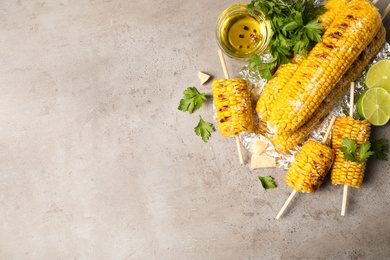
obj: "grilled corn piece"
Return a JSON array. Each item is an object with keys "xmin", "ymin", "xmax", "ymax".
[
  {"xmin": 271, "ymin": 24, "xmax": 386, "ymax": 153},
  {"xmin": 268, "ymin": 0, "xmax": 381, "ymax": 133},
  {"xmin": 331, "ymin": 116, "xmax": 371, "ymax": 188},
  {"xmin": 212, "ymin": 78, "xmax": 254, "ymax": 136},
  {"xmin": 284, "ymin": 140, "xmax": 334, "ymax": 193}
]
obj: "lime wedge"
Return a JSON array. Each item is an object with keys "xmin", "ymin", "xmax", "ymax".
[
  {"xmin": 357, "ymin": 87, "xmax": 390, "ymax": 126},
  {"xmin": 365, "ymin": 59, "xmax": 390, "ymax": 92}
]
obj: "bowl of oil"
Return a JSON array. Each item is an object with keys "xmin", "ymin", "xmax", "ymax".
[{"xmin": 216, "ymin": 4, "xmax": 271, "ymax": 60}]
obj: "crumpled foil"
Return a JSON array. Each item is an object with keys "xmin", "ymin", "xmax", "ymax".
[{"xmin": 238, "ymin": 42, "xmax": 390, "ymax": 170}]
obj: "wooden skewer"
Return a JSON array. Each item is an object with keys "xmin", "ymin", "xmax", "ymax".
[
  {"xmin": 275, "ymin": 190, "xmax": 297, "ymax": 220},
  {"xmin": 372, "ymin": 0, "xmax": 379, "ymax": 6},
  {"xmin": 275, "ymin": 117, "xmax": 336, "ymax": 220},
  {"xmin": 341, "ymin": 82, "xmax": 355, "ymax": 216},
  {"xmin": 218, "ymin": 49, "xmax": 245, "ymax": 164},
  {"xmin": 382, "ymin": 3, "xmax": 390, "ymax": 20}
]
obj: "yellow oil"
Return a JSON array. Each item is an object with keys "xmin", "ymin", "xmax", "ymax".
[{"xmin": 219, "ymin": 12, "xmax": 266, "ymax": 57}]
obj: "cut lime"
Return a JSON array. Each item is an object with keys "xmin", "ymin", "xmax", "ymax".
[
  {"xmin": 365, "ymin": 59, "xmax": 390, "ymax": 92},
  {"xmin": 357, "ymin": 87, "xmax": 390, "ymax": 126}
]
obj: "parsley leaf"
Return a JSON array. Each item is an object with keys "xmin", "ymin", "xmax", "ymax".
[
  {"xmin": 194, "ymin": 116, "xmax": 215, "ymax": 143},
  {"xmin": 359, "ymin": 142, "xmax": 375, "ymax": 161},
  {"xmin": 258, "ymin": 176, "xmax": 277, "ymax": 189},
  {"xmin": 305, "ymin": 20, "xmax": 323, "ymax": 42},
  {"xmin": 371, "ymin": 138, "xmax": 389, "ymax": 160},
  {"xmin": 178, "ymin": 87, "xmax": 207, "ymax": 114}
]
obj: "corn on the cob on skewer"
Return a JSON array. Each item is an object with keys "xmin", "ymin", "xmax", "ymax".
[
  {"xmin": 268, "ymin": 0, "xmax": 381, "ymax": 133},
  {"xmin": 284, "ymin": 140, "xmax": 335, "ymax": 193},
  {"xmin": 255, "ymin": 0, "xmax": 345, "ymax": 126},
  {"xmin": 331, "ymin": 116, "xmax": 371, "ymax": 188},
  {"xmin": 275, "ymin": 119, "xmax": 335, "ymax": 219},
  {"xmin": 270, "ymin": 24, "xmax": 386, "ymax": 153},
  {"xmin": 212, "ymin": 78, "xmax": 254, "ymax": 137}
]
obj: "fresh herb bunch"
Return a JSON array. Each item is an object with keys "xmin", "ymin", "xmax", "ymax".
[{"xmin": 248, "ymin": 0, "xmax": 326, "ymax": 79}]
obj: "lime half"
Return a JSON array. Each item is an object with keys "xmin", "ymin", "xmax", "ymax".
[
  {"xmin": 365, "ymin": 59, "xmax": 390, "ymax": 92},
  {"xmin": 357, "ymin": 87, "xmax": 390, "ymax": 126}
]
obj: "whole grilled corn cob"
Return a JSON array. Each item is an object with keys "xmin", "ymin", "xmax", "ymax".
[
  {"xmin": 284, "ymin": 140, "xmax": 334, "ymax": 193},
  {"xmin": 331, "ymin": 116, "xmax": 371, "ymax": 188},
  {"xmin": 268, "ymin": 0, "xmax": 381, "ymax": 133},
  {"xmin": 212, "ymin": 78, "xmax": 254, "ymax": 136},
  {"xmin": 271, "ymin": 24, "xmax": 386, "ymax": 153}
]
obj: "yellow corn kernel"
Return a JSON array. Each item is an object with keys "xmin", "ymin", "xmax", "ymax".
[
  {"xmin": 212, "ymin": 78, "xmax": 254, "ymax": 137},
  {"xmin": 268, "ymin": 0, "xmax": 381, "ymax": 133},
  {"xmin": 284, "ymin": 140, "xmax": 334, "ymax": 193},
  {"xmin": 331, "ymin": 116, "xmax": 371, "ymax": 188}
]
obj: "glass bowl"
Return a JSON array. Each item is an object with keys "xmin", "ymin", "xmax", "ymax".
[{"xmin": 216, "ymin": 4, "xmax": 271, "ymax": 60}]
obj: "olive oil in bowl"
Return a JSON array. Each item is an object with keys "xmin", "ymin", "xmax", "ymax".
[{"xmin": 216, "ymin": 4, "xmax": 271, "ymax": 60}]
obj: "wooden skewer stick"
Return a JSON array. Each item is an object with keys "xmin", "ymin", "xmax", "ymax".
[
  {"xmin": 382, "ymin": 3, "xmax": 390, "ymax": 20},
  {"xmin": 275, "ymin": 117, "xmax": 336, "ymax": 220},
  {"xmin": 372, "ymin": 0, "xmax": 379, "ymax": 6},
  {"xmin": 275, "ymin": 190, "xmax": 297, "ymax": 220},
  {"xmin": 218, "ymin": 49, "xmax": 245, "ymax": 164},
  {"xmin": 341, "ymin": 82, "xmax": 355, "ymax": 216}
]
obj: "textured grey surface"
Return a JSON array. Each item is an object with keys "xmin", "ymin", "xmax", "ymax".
[{"xmin": 1, "ymin": 0, "xmax": 390, "ymax": 259}]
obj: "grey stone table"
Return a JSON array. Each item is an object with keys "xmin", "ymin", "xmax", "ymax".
[{"xmin": 1, "ymin": 0, "xmax": 389, "ymax": 259}]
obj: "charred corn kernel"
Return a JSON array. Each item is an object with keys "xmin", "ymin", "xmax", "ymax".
[
  {"xmin": 212, "ymin": 78, "xmax": 254, "ymax": 137},
  {"xmin": 317, "ymin": 0, "xmax": 348, "ymax": 31},
  {"xmin": 331, "ymin": 116, "xmax": 371, "ymax": 188},
  {"xmin": 255, "ymin": 58, "xmax": 302, "ymax": 122},
  {"xmin": 284, "ymin": 140, "xmax": 334, "ymax": 193},
  {"xmin": 268, "ymin": 0, "xmax": 381, "ymax": 133},
  {"xmin": 270, "ymin": 24, "xmax": 386, "ymax": 153}
]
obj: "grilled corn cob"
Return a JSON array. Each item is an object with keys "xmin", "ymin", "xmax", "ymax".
[
  {"xmin": 331, "ymin": 116, "xmax": 371, "ymax": 188},
  {"xmin": 255, "ymin": 60, "xmax": 302, "ymax": 122},
  {"xmin": 317, "ymin": 0, "xmax": 348, "ymax": 31},
  {"xmin": 212, "ymin": 78, "xmax": 254, "ymax": 136},
  {"xmin": 268, "ymin": 0, "xmax": 381, "ymax": 133},
  {"xmin": 284, "ymin": 140, "xmax": 334, "ymax": 193},
  {"xmin": 255, "ymin": 0, "xmax": 344, "ymax": 126},
  {"xmin": 271, "ymin": 24, "xmax": 386, "ymax": 153}
]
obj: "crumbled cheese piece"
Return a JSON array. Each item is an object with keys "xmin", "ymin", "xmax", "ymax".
[{"xmin": 198, "ymin": 71, "xmax": 210, "ymax": 85}]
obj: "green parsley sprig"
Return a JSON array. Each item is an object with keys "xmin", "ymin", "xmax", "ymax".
[
  {"xmin": 371, "ymin": 138, "xmax": 389, "ymax": 161},
  {"xmin": 339, "ymin": 138, "xmax": 374, "ymax": 164},
  {"xmin": 178, "ymin": 86, "xmax": 207, "ymax": 114},
  {"xmin": 195, "ymin": 116, "xmax": 215, "ymax": 143},
  {"xmin": 248, "ymin": 0, "xmax": 326, "ymax": 79},
  {"xmin": 258, "ymin": 176, "xmax": 277, "ymax": 189}
]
